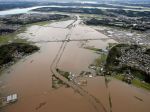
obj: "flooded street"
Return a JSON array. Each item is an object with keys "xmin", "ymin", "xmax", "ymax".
[{"xmin": 0, "ymin": 15, "xmax": 150, "ymax": 112}]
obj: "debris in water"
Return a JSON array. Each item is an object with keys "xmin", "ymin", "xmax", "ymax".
[
  {"xmin": 35, "ymin": 102, "xmax": 47, "ymax": 110},
  {"xmin": 134, "ymin": 96, "xmax": 143, "ymax": 102}
]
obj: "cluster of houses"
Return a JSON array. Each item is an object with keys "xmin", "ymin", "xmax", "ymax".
[
  {"xmin": 118, "ymin": 46, "xmax": 150, "ymax": 74},
  {"xmin": 0, "ymin": 24, "xmax": 20, "ymax": 35},
  {"xmin": 97, "ymin": 24, "xmax": 150, "ymax": 45},
  {"xmin": 85, "ymin": 16, "xmax": 150, "ymax": 31},
  {"xmin": 116, "ymin": 46, "xmax": 150, "ymax": 83},
  {"xmin": 0, "ymin": 13, "xmax": 69, "ymax": 35},
  {"xmin": 1, "ymin": 13, "xmax": 69, "ymax": 25}
]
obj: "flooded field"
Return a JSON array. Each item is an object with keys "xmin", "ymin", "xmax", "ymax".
[{"xmin": 0, "ymin": 15, "xmax": 150, "ymax": 112}]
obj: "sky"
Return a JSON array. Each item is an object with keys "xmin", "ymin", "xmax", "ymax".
[
  {"xmin": 0, "ymin": 0, "xmax": 149, "ymax": 3},
  {"xmin": 0, "ymin": 0, "xmax": 99, "ymax": 3}
]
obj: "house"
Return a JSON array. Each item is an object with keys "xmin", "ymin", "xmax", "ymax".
[{"xmin": 6, "ymin": 94, "xmax": 18, "ymax": 103}]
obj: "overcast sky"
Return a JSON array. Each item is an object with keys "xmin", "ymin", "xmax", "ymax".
[
  {"xmin": 0, "ymin": 0, "xmax": 100, "ymax": 3},
  {"xmin": 0, "ymin": 0, "xmax": 143, "ymax": 1},
  {"xmin": 0, "ymin": 0, "xmax": 149, "ymax": 3}
]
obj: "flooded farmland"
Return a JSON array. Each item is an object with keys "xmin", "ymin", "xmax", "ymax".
[{"xmin": 0, "ymin": 15, "xmax": 150, "ymax": 112}]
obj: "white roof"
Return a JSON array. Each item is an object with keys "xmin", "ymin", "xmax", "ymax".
[
  {"xmin": 6, "ymin": 94, "xmax": 17, "ymax": 102},
  {"xmin": 7, "ymin": 95, "xmax": 12, "ymax": 102},
  {"xmin": 12, "ymin": 94, "xmax": 17, "ymax": 100}
]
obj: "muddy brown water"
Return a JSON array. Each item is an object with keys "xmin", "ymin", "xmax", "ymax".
[{"xmin": 0, "ymin": 16, "xmax": 150, "ymax": 112}]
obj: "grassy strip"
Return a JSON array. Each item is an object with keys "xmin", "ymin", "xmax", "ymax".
[
  {"xmin": 113, "ymin": 74, "xmax": 150, "ymax": 91},
  {"xmin": 94, "ymin": 54, "xmax": 107, "ymax": 66},
  {"xmin": 113, "ymin": 74, "xmax": 124, "ymax": 81},
  {"xmin": 52, "ymin": 75, "xmax": 69, "ymax": 89},
  {"xmin": 84, "ymin": 46, "xmax": 103, "ymax": 52},
  {"xmin": 107, "ymin": 43, "xmax": 118, "ymax": 49},
  {"xmin": 0, "ymin": 25, "xmax": 28, "ymax": 44},
  {"xmin": 132, "ymin": 78, "xmax": 150, "ymax": 90},
  {"xmin": 84, "ymin": 46, "xmax": 108, "ymax": 66},
  {"xmin": 28, "ymin": 21, "xmax": 52, "ymax": 26},
  {"xmin": 0, "ymin": 34, "xmax": 27, "ymax": 44},
  {"xmin": 56, "ymin": 68, "xmax": 70, "ymax": 81}
]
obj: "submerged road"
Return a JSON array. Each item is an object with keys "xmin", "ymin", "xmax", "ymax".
[
  {"xmin": 50, "ymin": 16, "xmax": 107, "ymax": 112},
  {"xmin": 33, "ymin": 38, "xmax": 112, "ymax": 43}
]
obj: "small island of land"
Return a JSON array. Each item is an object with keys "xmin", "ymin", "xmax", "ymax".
[{"xmin": 0, "ymin": 43, "xmax": 39, "ymax": 71}]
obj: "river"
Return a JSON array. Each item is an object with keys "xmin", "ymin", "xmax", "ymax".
[
  {"xmin": 0, "ymin": 12, "xmax": 150, "ymax": 112},
  {"xmin": 0, "ymin": 5, "xmax": 116, "ymax": 16}
]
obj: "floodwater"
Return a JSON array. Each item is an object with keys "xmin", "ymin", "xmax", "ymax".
[{"xmin": 0, "ymin": 15, "xmax": 150, "ymax": 112}]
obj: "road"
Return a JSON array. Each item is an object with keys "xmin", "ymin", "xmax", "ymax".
[{"xmin": 50, "ymin": 16, "xmax": 107, "ymax": 112}]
